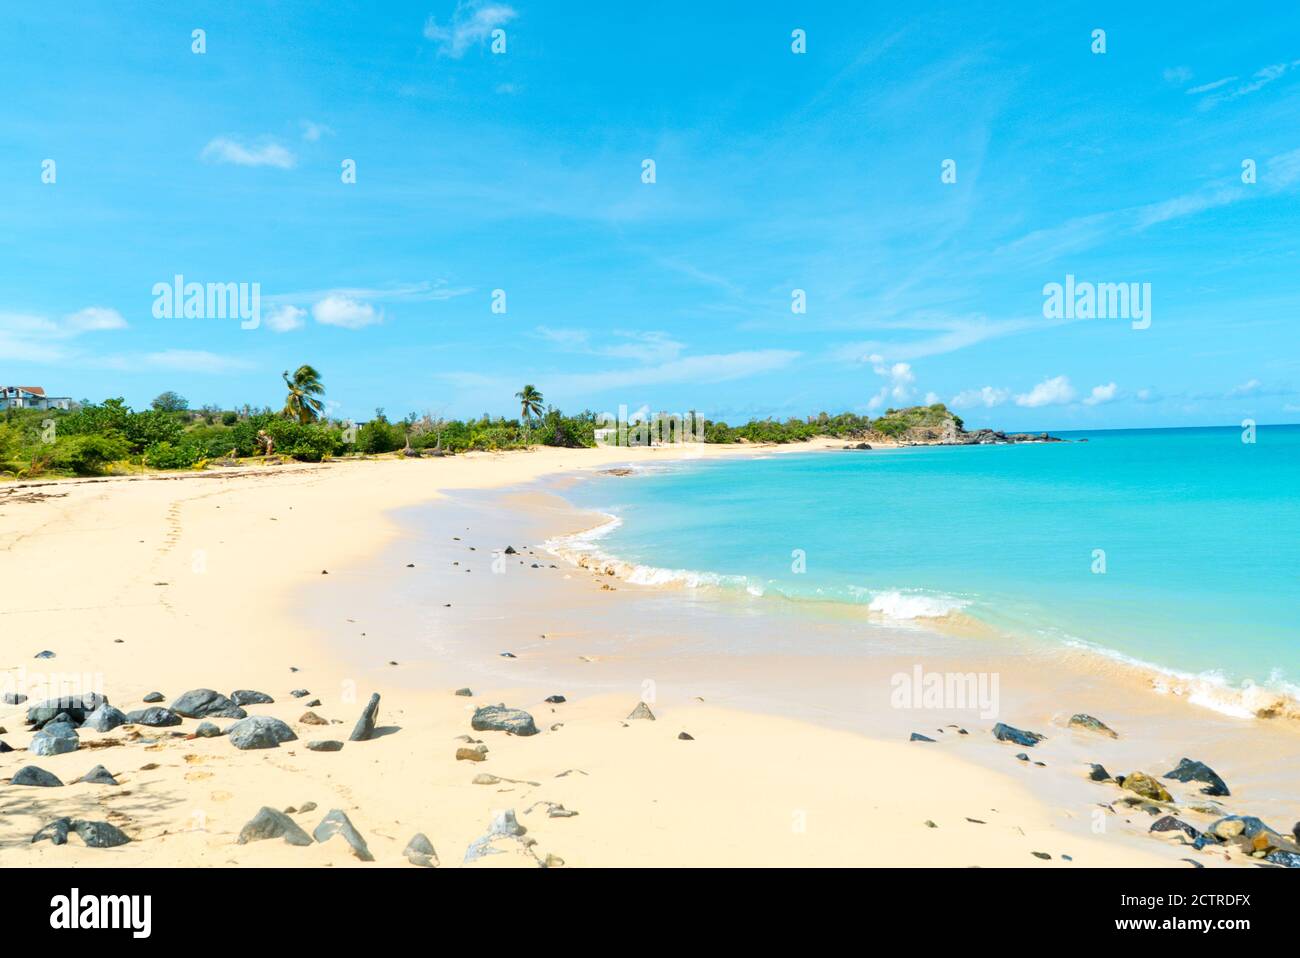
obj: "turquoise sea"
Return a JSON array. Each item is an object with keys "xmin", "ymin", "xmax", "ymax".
[{"xmin": 559, "ymin": 426, "xmax": 1300, "ymax": 709}]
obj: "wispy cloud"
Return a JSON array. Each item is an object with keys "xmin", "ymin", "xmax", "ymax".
[
  {"xmin": 544, "ymin": 349, "xmax": 800, "ymax": 394},
  {"xmin": 0, "ymin": 307, "xmax": 127, "ymax": 362},
  {"xmin": 423, "ymin": 2, "xmax": 516, "ymax": 58},
  {"xmin": 1191, "ymin": 59, "xmax": 1300, "ymax": 107},
  {"xmin": 201, "ymin": 137, "xmax": 297, "ymax": 169},
  {"xmin": 534, "ymin": 327, "xmax": 685, "ymax": 362}
]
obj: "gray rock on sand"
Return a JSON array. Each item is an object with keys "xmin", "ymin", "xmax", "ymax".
[
  {"xmin": 32, "ymin": 818, "xmax": 131, "ymax": 848},
  {"xmin": 471, "ymin": 704, "xmax": 539, "ymax": 736},
  {"xmin": 1087, "ymin": 763, "xmax": 1112, "ymax": 782},
  {"xmin": 194, "ymin": 721, "xmax": 223, "ymax": 738},
  {"xmin": 312, "ymin": 809, "xmax": 374, "ymax": 861},
  {"xmin": 299, "ymin": 711, "xmax": 328, "ymax": 725},
  {"xmin": 142, "ymin": 692, "xmax": 165, "ymax": 703},
  {"xmin": 1163, "ymin": 757, "xmax": 1230, "ymax": 797},
  {"xmin": 1068, "ymin": 713, "xmax": 1118, "ymax": 738},
  {"xmin": 231, "ymin": 690, "xmax": 275, "ymax": 706},
  {"xmin": 1150, "ymin": 815, "xmax": 1203, "ymax": 842},
  {"xmin": 12, "ymin": 765, "xmax": 64, "ymax": 787},
  {"xmin": 32, "ymin": 818, "xmax": 71, "ymax": 845},
  {"xmin": 74, "ymin": 820, "xmax": 132, "ymax": 848},
  {"xmin": 307, "ymin": 740, "xmax": 343, "ymax": 752},
  {"xmin": 125, "ymin": 707, "xmax": 182, "ymax": 727},
  {"xmin": 454, "ymin": 688, "xmax": 473, "ymax": 697},
  {"xmin": 992, "ymin": 722, "xmax": 1044, "ymax": 747},
  {"xmin": 349, "ymin": 693, "xmax": 380, "ymax": 742},
  {"xmin": 81, "ymin": 704, "xmax": 127, "ymax": 732},
  {"xmin": 909, "ymin": 732, "xmax": 935, "ymax": 742},
  {"xmin": 464, "ymin": 809, "xmax": 528, "ymax": 863},
  {"xmin": 404, "ymin": 833, "xmax": 439, "ymax": 867},
  {"xmin": 170, "ymin": 688, "xmax": 236, "ymax": 719},
  {"xmin": 78, "ymin": 764, "xmax": 118, "ymax": 785},
  {"xmin": 626, "ymin": 702, "xmax": 655, "ymax": 721},
  {"xmin": 30, "ymin": 720, "xmax": 80, "ymax": 756},
  {"xmin": 226, "ymin": 715, "xmax": 297, "ymax": 750},
  {"xmin": 238, "ymin": 806, "xmax": 313, "ymax": 846}
]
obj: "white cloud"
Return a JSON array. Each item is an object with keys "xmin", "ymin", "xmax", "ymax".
[
  {"xmin": 423, "ymin": 2, "xmax": 517, "ymax": 58},
  {"xmin": 311, "ymin": 295, "xmax": 382, "ymax": 329},
  {"xmin": 64, "ymin": 306, "xmax": 128, "ymax": 332},
  {"xmin": 1164, "ymin": 66, "xmax": 1193, "ymax": 85},
  {"xmin": 1083, "ymin": 382, "xmax": 1119, "ymax": 406},
  {"xmin": 265, "ymin": 304, "xmax": 307, "ymax": 333},
  {"xmin": 924, "ymin": 391, "xmax": 940, "ymax": 405},
  {"xmin": 201, "ymin": 137, "xmax": 296, "ymax": 169},
  {"xmin": 951, "ymin": 385, "xmax": 1011, "ymax": 408},
  {"xmin": 1016, "ymin": 375, "xmax": 1076, "ymax": 408}
]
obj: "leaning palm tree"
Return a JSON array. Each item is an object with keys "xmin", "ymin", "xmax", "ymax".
[
  {"xmin": 282, "ymin": 365, "xmax": 326, "ymax": 424},
  {"xmin": 516, "ymin": 385, "xmax": 544, "ymax": 422}
]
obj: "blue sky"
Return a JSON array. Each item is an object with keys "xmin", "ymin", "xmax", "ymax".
[{"xmin": 2, "ymin": 1, "xmax": 1298, "ymax": 429}]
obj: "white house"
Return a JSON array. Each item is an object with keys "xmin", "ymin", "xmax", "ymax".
[{"xmin": 0, "ymin": 386, "xmax": 72, "ymax": 411}]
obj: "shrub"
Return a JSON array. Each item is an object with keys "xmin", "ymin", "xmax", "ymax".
[{"xmin": 50, "ymin": 434, "xmax": 130, "ymax": 475}]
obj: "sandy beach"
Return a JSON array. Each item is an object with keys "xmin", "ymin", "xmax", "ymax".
[{"xmin": 0, "ymin": 443, "xmax": 1286, "ymax": 867}]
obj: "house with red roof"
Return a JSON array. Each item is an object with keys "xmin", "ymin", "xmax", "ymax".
[{"xmin": 0, "ymin": 386, "xmax": 73, "ymax": 411}]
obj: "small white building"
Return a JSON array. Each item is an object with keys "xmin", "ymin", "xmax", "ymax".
[{"xmin": 0, "ymin": 386, "xmax": 72, "ymax": 411}]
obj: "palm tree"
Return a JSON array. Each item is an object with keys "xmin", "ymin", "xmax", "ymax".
[
  {"xmin": 282, "ymin": 365, "xmax": 326, "ymax": 424},
  {"xmin": 516, "ymin": 385, "xmax": 544, "ymax": 423}
]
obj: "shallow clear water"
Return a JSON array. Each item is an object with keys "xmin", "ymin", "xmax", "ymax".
[{"xmin": 562, "ymin": 426, "xmax": 1300, "ymax": 698}]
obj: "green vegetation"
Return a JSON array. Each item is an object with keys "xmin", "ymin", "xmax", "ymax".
[{"xmin": 0, "ymin": 368, "xmax": 963, "ymax": 481}]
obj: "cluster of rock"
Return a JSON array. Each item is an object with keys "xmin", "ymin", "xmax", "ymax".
[
  {"xmin": 977, "ymin": 711, "xmax": 1299, "ymax": 867},
  {"xmin": 945, "ymin": 428, "xmax": 1063, "ymax": 446},
  {"xmin": 8, "ymin": 685, "xmax": 390, "ymax": 851}
]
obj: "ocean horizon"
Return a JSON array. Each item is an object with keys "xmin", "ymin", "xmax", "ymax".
[{"xmin": 557, "ymin": 424, "xmax": 1300, "ymax": 716}]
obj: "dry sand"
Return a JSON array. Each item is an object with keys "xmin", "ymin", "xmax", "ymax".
[{"xmin": 0, "ymin": 443, "xmax": 1184, "ymax": 866}]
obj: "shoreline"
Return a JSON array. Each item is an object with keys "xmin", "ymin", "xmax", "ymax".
[
  {"xmin": 0, "ymin": 443, "xmax": 1289, "ymax": 867},
  {"xmin": 540, "ymin": 476, "xmax": 1300, "ymax": 726}
]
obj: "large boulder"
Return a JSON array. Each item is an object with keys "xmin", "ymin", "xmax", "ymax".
[
  {"xmin": 471, "ymin": 704, "xmax": 539, "ymax": 736},
  {"xmin": 73, "ymin": 820, "xmax": 131, "ymax": 848},
  {"xmin": 1163, "ymin": 757, "xmax": 1230, "ymax": 797},
  {"xmin": 170, "ymin": 689, "xmax": 236, "ymax": 719},
  {"xmin": 226, "ymin": 715, "xmax": 297, "ymax": 750}
]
